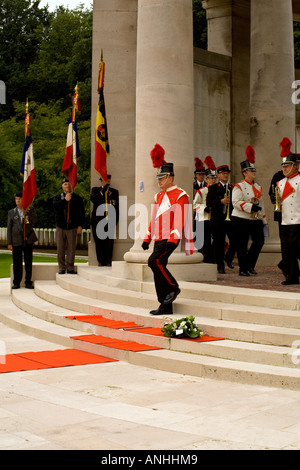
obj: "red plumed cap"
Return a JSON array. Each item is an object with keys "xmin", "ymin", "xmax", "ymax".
[
  {"xmin": 245, "ymin": 145, "xmax": 255, "ymax": 163},
  {"xmin": 194, "ymin": 158, "xmax": 204, "ymax": 170},
  {"xmin": 279, "ymin": 137, "xmax": 292, "ymax": 157},
  {"xmin": 204, "ymin": 156, "xmax": 216, "ymax": 170},
  {"xmin": 150, "ymin": 143, "xmax": 166, "ymax": 168}
]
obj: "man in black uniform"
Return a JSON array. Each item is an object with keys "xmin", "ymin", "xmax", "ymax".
[
  {"xmin": 193, "ymin": 158, "xmax": 206, "ymax": 197},
  {"xmin": 53, "ymin": 178, "xmax": 85, "ymax": 274},
  {"xmin": 206, "ymin": 164, "xmax": 236, "ymax": 273},
  {"xmin": 90, "ymin": 174, "xmax": 119, "ymax": 266}
]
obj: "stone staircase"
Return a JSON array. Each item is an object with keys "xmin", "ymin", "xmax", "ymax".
[{"xmin": 2, "ymin": 262, "xmax": 300, "ymax": 390}]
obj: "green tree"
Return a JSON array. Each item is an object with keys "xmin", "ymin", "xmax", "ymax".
[
  {"xmin": 0, "ymin": 0, "xmax": 51, "ymax": 120},
  {"xmin": 193, "ymin": 0, "xmax": 207, "ymax": 49},
  {"xmin": 0, "ymin": 3, "xmax": 92, "ymax": 230},
  {"xmin": 0, "ymin": 100, "xmax": 91, "ymax": 228},
  {"xmin": 27, "ymin": 5, "xmax": 92, "ymax": 119},
  {"xmin": 294, "ymin": 22, "xmax": 300, "ymax": 69}
]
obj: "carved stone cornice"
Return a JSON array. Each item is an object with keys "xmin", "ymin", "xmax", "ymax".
[{"xmin": 202, "ymin": 0, "xmax": 250, "ymax": 20}]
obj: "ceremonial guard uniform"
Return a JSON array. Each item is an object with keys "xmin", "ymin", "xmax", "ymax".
[
  {"xmin": 231, "ymin": 146, "xmax": 267, "ymax": 276},
  {"xmin": 142, "ymin": 144, "xmax": 192, "ymax": 315},
  {"xmin": 193, "ymin": 156, "xmax": 217, "ymax": 262},
  {"xmin": 268, "ymin": 138, "xmax": 293, "ymax": 273},
  {"xmin": 276, "ymin": 152, "xmax": 300, "ymax": 285},
  {"xmin": 90, "ymin": 174, "xmax": 119, "ymax": 266},
  {"xmin": 206, "ymin": 164, "xmax": 236, "ymax": 273}
]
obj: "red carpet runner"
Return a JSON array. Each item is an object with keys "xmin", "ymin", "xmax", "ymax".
[
  {"xmin": 0, "ymin": 349, "xmax": 117, "ymax": 373},
  {"xmin": 0, "ymin": 315, "xmax": 224, "ymax": 373}
]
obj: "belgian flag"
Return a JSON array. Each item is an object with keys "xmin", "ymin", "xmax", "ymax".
[{"xmin": 95, "ymin": 56, "xmax": 110, "ymax": 182}]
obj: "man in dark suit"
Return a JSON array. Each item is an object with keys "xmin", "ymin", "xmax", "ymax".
[
  {"xmin": 206, "ymin": 165, "xmax": 236, "ymax": 273},
  {"xmin": 7, "ymin": 192, "xmax": 37, "ymax": 289},
  {"xmin": 90, "ymin": 174, "xmax": 119, "ymax": 266},
  {"xmin": 53, "ymin": 178, "xmax": 85, "ymax": 274}
]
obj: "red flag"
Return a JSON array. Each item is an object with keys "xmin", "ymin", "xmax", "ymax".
[
  {"xmin": 21, "ymin": 102, "xmax": 37, "ymax": 210},
  {"xmin": 95, "ymin": 57, "xmax": 110, "ymax": 182},
  {"xmin": 62, "ymin": 85, "xmax": 80, "ymax": 188}
]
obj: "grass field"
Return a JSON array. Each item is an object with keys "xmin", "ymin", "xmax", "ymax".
[{"xmin": 0, "ymin": 253, "xmax": 88, "ymax": 278}]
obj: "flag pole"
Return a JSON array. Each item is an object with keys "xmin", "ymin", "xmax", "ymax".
[
  {"xmin": 95, "ymin": 48, "xmax": 110, "ymax": 183},
  {"xmin": 21, "ymin": 97, "xmax": 37, "ymax": 214},
  {"xmin": 24, "ymin": 99, "xmax": 29, "ymax": 241}
]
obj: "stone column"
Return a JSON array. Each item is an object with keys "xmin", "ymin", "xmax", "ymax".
[
  {"xmin": 125, "ymin": 0, "xmax": 202, "ymax": 267},
  {"xmin": 249, "ymin": 0, "xmax": 295, "ymax": 262},
  {"xmin": 89, "ymin": 0, "xmax": 138, "ymax": 265},
  {"xmin": 202, "ymin": 0, "xmax": 251, "ymax": 183}
]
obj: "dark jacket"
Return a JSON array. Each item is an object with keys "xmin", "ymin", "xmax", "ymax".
[
  {"xmin": 7, "ymin": 206, "xmax": 38, "ymax": 246},
  {"xmin": 206, "ymin": 182, "xmax": 233, "ymax": 228},
  {"xmin": 90, "ymin": 185, "xmax": 119, "ymax": 226},
  {"xmin": 53, "ymin": 192, "xmax": 85, "ymax": 230}
]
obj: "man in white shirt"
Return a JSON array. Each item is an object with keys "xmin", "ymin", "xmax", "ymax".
[
  {"xmin": 231, "ymin": 146, "xmax": 267, "ymax": 276},
  {"xmin": 276, "ymin": 153, "xmax": 300, "ymax": 285}
]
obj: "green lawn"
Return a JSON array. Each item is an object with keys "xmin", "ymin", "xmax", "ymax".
[{"xmin": 0, "ymin": 253, "xmax": 88, "ymax": 278}]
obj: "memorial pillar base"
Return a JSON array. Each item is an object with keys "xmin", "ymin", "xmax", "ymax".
[{"xmin": 121, "ymin": 250, "xmax": 216, "ymax": 282}]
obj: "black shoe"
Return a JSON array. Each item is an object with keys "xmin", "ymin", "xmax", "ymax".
[
  {"xmin": 277, "ymin": 260, "xmax": 285, "ymax": 274},
  {"xmin": 25, "ymin": 283, "xmax": 34, "ymax": 289},
  {"xmin": 150, "ymin": 306, "xmax": 173, "ymax": 316},
  {"xmin": 67, "ymin": 270, "xmax": 77, "ymax": 274},
  {"xmin": 12, "ymin": 284, "xmax": 20, "ymax": 289},
  {"xmin": 58, "ymin": 270, "xmax": 65, "ymax": 274},
  {"xmin": 281, "ymin": 279, "xmax": 299, "ymax": 285},
  {"xmin": 225, "ymin": 259, "xmax": 234, "ymax": 269},
  {"xmin": 239, "ymin": 270, "xmax": 250, "ymax": 277},
  {"xmin": 248, "ymin": 268, "xmax": 257, "ymax": 275},
  {"xmin": 162, "ymin": 288, "xmax": 181, "ymax": 305},
  {"xmin": 218, "ymin": 268, "xmax": 225, "ymax": 274}
]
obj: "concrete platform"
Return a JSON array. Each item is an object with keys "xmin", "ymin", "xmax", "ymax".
[{"xmin": 0, "ymin": 278, "xmax": 300, "ymax": 450}]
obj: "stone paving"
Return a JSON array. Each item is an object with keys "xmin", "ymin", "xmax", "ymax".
[{"xmin": 202, "ymin": 264, "xmax": 300, "ymax": 293}]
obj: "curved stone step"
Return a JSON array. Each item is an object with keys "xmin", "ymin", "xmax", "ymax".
[
  {"xmin": 3, "ymin": 281, "xmax": 300, "ymax": 390},
  {"xmin": 73, "ymin": 338, "xmax": 300, "ymax": 391},
  {"xmin": 9, "ymin": 288, "xmax": 298, "ymax": 369},
  {"xmin": 56, "ymin": 271, "xmax": 300, "ymax": 329},
  {"xmin": 25, "ymin": 280, "xmax": 300, "ymax": 348},
  {"xmin": 33, "ymin": 280, "xmax": 160, "ymax": 327},
  {"xmin": 0, "ymin": 295, "xmax": 77, "ymax": 348},
  {"xmin": 77, "ymin": 264, "xmax": 300, "ymax": 311}
]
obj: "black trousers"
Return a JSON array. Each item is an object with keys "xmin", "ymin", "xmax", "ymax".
[
  {"xmin": 211, "ymin": 221, "xmax": 236, "ymax": 270},
  {"xmin": 148, "ymin": 240, "xmax": 179, "ymax": 306},
  {"xmin": 280, "ymin": 224, "xmax": 300, "ymax": 282},
  {"xmin": 12, "ymin": 244, "xmax": 33, "ymax": 286},
  {"xmin": 92, "ymin": 224, "xmax": 115, "ymax": 266},
  {"xmin": 232, "ymin": 216, "xmax": 264, "ymax": 272},
  {"xmin": 194, "ymin": 220, "xmax": 214, "ymax": 263}
]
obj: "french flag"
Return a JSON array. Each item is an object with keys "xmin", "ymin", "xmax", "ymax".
[
  {"xmin": 62, "ymin": 118, "xmax": 80, "ymax": 189},
  {"xmin": 21, "ymin": 135, "xmax": 37, "ymax": 211}
]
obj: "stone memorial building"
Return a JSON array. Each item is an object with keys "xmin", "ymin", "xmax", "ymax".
[{"xmin": 89, "ymin": 0, "xmax": 300, "ymax": 271}]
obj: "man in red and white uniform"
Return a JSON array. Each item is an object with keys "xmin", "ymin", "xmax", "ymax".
[
  {"xmin": 231, "ymin": 146, "xmax": 267, "ymax": 276},
  {"xmin": 142, "ymin": 156, "xmax": 191, "ymax": 316},
  {"xmin": 277, "ymin": 153, "xmax": 300, "ymax": 285}
]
